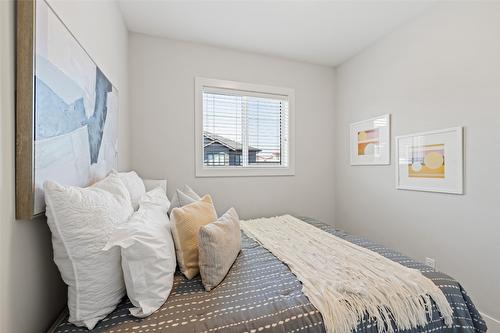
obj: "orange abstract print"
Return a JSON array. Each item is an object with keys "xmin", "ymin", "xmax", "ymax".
[
  {"xmin": 408, "ymin": 144, "xmax": 445, "ymax": 178},
  {"xmin": 357, "ymin": 128, "xmax": 379, "ymax": 156}
]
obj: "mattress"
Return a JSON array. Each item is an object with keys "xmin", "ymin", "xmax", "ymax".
[{"xmin": 49, "ymin": 217, "xmax": 486, "ymax": 333}]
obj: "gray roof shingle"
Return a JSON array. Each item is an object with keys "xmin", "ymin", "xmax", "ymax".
[{"xmin": 203, "ymin": 131, "xmax": 261, "ymax": 152}]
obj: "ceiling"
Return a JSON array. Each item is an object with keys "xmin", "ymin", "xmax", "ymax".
[{"xmin": 118, "ymin": 1, "xmax": 434, "ymax": 67}]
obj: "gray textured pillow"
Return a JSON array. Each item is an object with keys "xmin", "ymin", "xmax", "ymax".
[
  {"xmin": 143, "ymin": 179, "xmax": 167, "ymax": 194},
  {"xmin": 198, "ymin": 208, "xmax": 241, "ymax": 291},
  {"xmin": 167, "ymin": 185, "xmax": 201, "ymax": 216}
]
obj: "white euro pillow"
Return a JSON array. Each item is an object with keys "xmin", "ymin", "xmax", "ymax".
[
  {"xmin": 112, "ymin": 170, "xmax": 146, "ymax": 210},
  {"xmin": 104, "ymin": 188, "xmax": 176, "ymax": 318},
  {"xmin": 140, "ymin": 187, "xmax": 171, "ymax": 214},
  {"xmin": 44, "ymin": 173, "xmax": 134, "ymax": 329}
]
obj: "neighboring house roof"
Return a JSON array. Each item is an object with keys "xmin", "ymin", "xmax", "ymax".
[{"xmin": 203, "ymin": 131, "xmax": 261, "ymax": 152}]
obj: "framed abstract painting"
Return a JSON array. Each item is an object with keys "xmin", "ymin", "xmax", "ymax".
[
  {"xmin": 395, "ymin": 127, "xmax": 463, "ymax": 194},
  {"xmin": 350, "ymin": 114, "xmax": 390, "ymax": 165},
  {"xmin": 16, "ymin": 0, "xmax": 119, "ymax": 219}
]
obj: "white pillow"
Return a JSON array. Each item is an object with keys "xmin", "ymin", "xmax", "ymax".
[
  {"xmin": 112, "ymin": 170, "xmax": 146, "ymax": 210},
  {"xmin": 44, "ymin": 173, "xmax": 134, "ymax": 329},
  {"xmin": 104, "ymin": 188, "xmax": 176, "ymax": 318},
  {"xmin": 139, "ymin": 187, "xmax": 171, "ymax": 214}
]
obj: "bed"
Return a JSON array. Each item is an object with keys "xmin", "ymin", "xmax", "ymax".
[{"xmin": 49, "ymin": 217, "xmax": 486, "ymax": 333}]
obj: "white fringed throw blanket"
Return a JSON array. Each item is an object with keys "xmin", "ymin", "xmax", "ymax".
[{"xmin": 240, "ymin": 215, "xmax": 453, "ymax": 333}]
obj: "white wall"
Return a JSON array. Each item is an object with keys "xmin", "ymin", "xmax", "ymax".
[
  {"xmin": 335, "ymin": 2, "xmax": 500, "ymax": 328},
  {"xmin": 0, "ymin": 1, "xmax": 130, "ymax": 332},
  {"xmin": 129, "ymin": 34, "xmax": 336, "ymax": 222}
]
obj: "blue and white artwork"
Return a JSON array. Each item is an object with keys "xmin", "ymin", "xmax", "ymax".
[{"xmin": 34, "ymin": 0, "xmax": 118, "ymax": 214}]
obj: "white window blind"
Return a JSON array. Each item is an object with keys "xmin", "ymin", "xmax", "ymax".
[
  {"xmin": 202, "ymin": 89, "xmax": 289, "ymax": 168},
  {"xmin": 195, "ymin": 77, "xmax": 294, "ymax": 177}
]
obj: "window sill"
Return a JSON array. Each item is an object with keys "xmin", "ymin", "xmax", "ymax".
[{"xmin": 195, "ymin": 166, "xmax": 295, "ymax": 178}]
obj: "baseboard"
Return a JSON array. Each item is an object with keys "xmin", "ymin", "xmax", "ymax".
[{"xmin": 481, "ymin": 311, "xmax": 500, "ymax": 332}]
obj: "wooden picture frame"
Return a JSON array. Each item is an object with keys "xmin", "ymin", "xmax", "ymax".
[
  {"xmin": 16, "ymin": 0, "xmax": 36, "ymax": 220},
  {"xmin": 16, "ymin": 0, "xmax": 119, "ymax": 220}
]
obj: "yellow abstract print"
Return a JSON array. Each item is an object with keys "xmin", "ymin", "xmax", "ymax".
[
  {"xmin": 408, "ymin": 144, "xmax": 445, "ymax": 178},
  {"xmin": 357, "ymin": 128, "xmax": 379, "ymax": 156}
]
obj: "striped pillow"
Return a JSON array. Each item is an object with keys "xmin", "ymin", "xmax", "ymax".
[{"xmin": 198, "ymin": 208, "xmax": 241, "ymax": 291}]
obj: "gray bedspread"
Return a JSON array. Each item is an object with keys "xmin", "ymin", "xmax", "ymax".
[{"xmin": 51, "ymin": 217, "xmax": 486, "ymax": 333}]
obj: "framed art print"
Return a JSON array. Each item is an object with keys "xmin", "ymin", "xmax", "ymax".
[
  {"xmin": 350, "ymin": 114, "xmax": 390, "ymax": 165},
  {"xmin": 395, "ymin": 127, "xmax": 463, "ymax": 194},
  {"xmin": 16, "ymin": 0, "xmax": 119, "ymax": 219}
]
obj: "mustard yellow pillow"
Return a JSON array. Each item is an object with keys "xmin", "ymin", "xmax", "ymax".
[{"xmin": 170, "ymin": 195, "xmax": 217, "ymax": 279}]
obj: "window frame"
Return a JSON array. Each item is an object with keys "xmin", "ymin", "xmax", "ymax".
[{"xmin": 195, "ymin": 77, "xmax": 295, "ymax": 177}]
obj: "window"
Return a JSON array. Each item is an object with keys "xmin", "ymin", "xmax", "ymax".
[
  {"xmin": 205, "ymin": 152, "xmax": 229, "ymax": 166},
  {"xmin": 195, "ymin": 77, "xmax": 295, "ymax": 177}
]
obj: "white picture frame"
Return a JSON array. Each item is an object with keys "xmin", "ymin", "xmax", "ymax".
[
  {"xmin": 395, "ymin": 127, "xmax": 463, "ymax": 194},
  {"xmin": 350, "ymin": 114, "xmax": 391, "ymax": 165}
]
